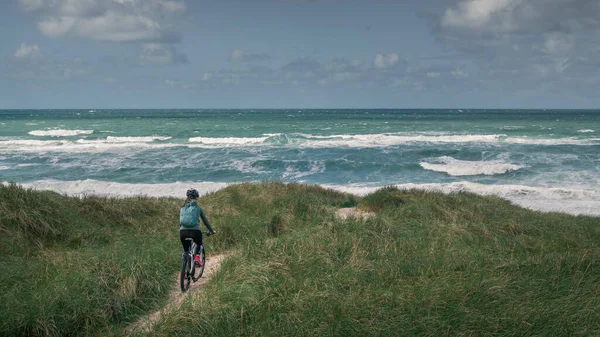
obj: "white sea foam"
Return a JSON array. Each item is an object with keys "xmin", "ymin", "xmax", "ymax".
[
  {"xmin": 419, "ymin": 156, "xmax": 524, "ymax": 176},
  {"xmin": 188, "ymin": 136, "xmax": 268, "ymax": 146},
  {"xmin": 8, "ymin": 179, "xmax": 599, "ymax": 216},
  {"xmin": 323, "ymin": 182, "xmax": 600, "ymax": 216},
  {"xmin": 0, "ymin": 136, "xmax": 171, "ymax": 153},
  {"xmin": 29, "ymin": 129, "xmax": 94, "ymax": 137},
  {"xmin": 578, "ymin": 129, "xmax": 595, "ymax": 133},
  {"xmin": 297, "ymin": 133, "xmax": 597, "ymax": 148},
  {"xmin": 298, "ymin": 133, "xmax": 505, "ymax": 148},
  {"xmin": 73, "ymin": 136, "xmax": 171, "ymax": 145},
  {"xmin": 282, "ymin": 161, "xmax": 326, "ymax": 180},
  {"xmin": 1, "ymin": 132, "xmax": 598, "ymax": 153},
  {"xmin": 0, "ymin": 140, "xmax": 66, "ymax": 147},
  {"xmin": 503, "ymin": 136, "xmax": 593, "ymax": 145},
  {"xmin": 0, "ymin": 165, "xmax": 10, "ymax": 170},
  {"xmin": 105, "ymin": 136, "xmax": 171, "ymax": 142},
  {"xmin": 14, "ymin": 180, "xmax": 229, "ymax": 198},
  {"xmin": 0, "ymin": 139, "xmax": 175, "ymax": 153}
]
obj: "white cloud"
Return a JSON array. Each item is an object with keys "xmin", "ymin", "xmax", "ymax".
[
  {"xmin": 351, "ymin": 59, "xmax": 364, "ymax": 67},
  {"xmin": 231, "ymin": 49, "xmax": 245, "ymax": 62},
  {"xmin": 437, "ymin": 0, "xmax": 600, "ymax": 96},
  {"xmin": 230, "ymin": 49, "xmax": 271, "ymax": 62},
  {"xmin": 426, "ymin": 72, "xmax": 441, "ymax": 78},
  {"xmin": 441, "ymin": 0, "xmax": 600, "ymax": 36},
  {"xmin": 544, "ymin": 32, "xmax": 574, "ymax": 55},
  {"xmin": 8, "ymin": 41, "xmax": 88, "ymax": 81},
  {"xmin": 373, "ymin": 53, "xmax": 399, "ymax": 69},
  {"xmin": 441, "ymin": 0, "xmax": 520, "ymax": 31},
  {"xmin": 14, "ymin": 43, "xmax": 42, "ymax": 59},
  {"xmin": 391, "ymin": 77, "xmax": 412, "ymax": 87},
  {"xmin": 20, "ymin": 0, "xmax": 185, "ymax": 43},
  {"xmin": 19, "ymin": 0, "xmax": 45, "ymax": 11},
  {"xmin": 139, "ymin": 43, "xmax": 187, "ymax": 65},
  {"xmin": 451, "ymin": 69, "xmax": 468, "ymax": 78},
  {"xmin": 554, "ymin": 58, "xmax": 570, "ymax": 74},
  {"xmin": 202, "ymin": 72, "xmax": 213, "ymax": 81},
  {"xmin": 324, "ymin": 58, "xmax": 364, "ymax": 73}
]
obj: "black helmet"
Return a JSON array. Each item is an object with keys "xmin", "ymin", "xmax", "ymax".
[{"xmin": 186, "ymin": 188, "xmax": 199, "ymax": 198}]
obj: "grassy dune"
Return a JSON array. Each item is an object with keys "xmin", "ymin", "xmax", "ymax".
[{"xmin": 1, "ymin": 182, "xmax": 599, "ymax": 336}]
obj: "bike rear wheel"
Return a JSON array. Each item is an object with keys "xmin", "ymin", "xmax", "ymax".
[
  {"xmin": 192, "ymin": 246, "xmax": 206, "ymax": 281},
  {"xmin": 180, "ymin": 253, "xmax": 191, "ymax": 292}
]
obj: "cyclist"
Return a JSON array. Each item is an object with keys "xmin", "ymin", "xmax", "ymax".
[{"xmin": 180, "ymin": 188, "xmax": 216, "ymax": 267}]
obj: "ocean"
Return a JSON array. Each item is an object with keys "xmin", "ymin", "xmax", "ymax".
[{"xmin": 1, "ymin": 109, "xmax": 599, "ymax": 216}]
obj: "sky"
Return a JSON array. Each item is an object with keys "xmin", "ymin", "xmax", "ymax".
[{"xmin": 0, "ymin": 0, "xmax": 599, "ymax": 109}]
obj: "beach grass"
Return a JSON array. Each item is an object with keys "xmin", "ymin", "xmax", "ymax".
[{"xmin": 1, "ymin": 182, "xmax": 599, "ymax": 336}]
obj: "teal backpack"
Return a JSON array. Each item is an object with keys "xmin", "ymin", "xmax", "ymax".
[{"xmin": 180, "ymin": 201, "xmax": 200, "ymax": 228}]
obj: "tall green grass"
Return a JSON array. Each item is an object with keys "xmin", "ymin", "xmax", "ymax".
[
  {"xmin": 148, "ymin": 184, "xmax": 600, "ymax": 336},
  {"xmin": 2, "ymin": 182, "xmax": 599, "ymax": 336},
  {"xmin": 0, "ymin": 183, "xmax": 186, "ymax": 336}
]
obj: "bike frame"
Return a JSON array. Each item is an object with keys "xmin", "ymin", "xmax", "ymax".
[
  {"xmin": 181, "ymin": 232, "xmax": 210, "ymax": 292},
  {"xmin": 183, "ymin": 238, "xmax": 203, "ymax": 276}
]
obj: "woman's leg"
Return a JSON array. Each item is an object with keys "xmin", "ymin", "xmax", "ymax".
[
  {"xmin": 180, "ymin": 230, "xmax": 193, "ymax": 253},
  {"xmin": 191, "ymin": 230, "xmax": 203, "ymax": 255}
]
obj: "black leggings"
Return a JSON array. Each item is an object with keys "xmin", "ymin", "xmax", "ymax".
[{"xmin": 180, "ymin": 230, "xmax": 203, "ymax": 255}]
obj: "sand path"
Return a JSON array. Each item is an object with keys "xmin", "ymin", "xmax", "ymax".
[
  {"xmin": 127, "ymin": 253, "xmax": 228, "ymax": 335},
  {"xmin": 336, "ymin": 207, "xmax": 375, "ymax": 220}
]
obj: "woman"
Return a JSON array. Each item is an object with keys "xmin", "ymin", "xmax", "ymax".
[{"xmin": 180, "ymin": 188, "xmax": 216, "ymax": 265}]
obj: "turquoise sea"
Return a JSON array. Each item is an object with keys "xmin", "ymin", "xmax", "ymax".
[{"xmin": 1, "ymin": 109, "xmax": 599, "ymax": 216}]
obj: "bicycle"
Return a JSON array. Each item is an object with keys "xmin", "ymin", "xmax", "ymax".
[{"xmin": 180, "ymin": 232, "xmax": 212, "ymax": 292}]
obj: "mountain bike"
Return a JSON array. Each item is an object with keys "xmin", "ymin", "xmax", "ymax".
[{"xmin": 180, "ymin": 232, "xmax": 212, "ymax": 292}]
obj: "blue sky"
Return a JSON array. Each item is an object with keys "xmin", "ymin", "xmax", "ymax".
[{"xmin": 1, "ymin": 0, "xmax": 599, "ymax": 109}]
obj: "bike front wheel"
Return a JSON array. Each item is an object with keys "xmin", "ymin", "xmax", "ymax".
[{"xmin": 180, "ymin": 254, "xmax": 191, "ymax": 292}]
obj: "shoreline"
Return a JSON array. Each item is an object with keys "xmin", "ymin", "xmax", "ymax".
[{"xmin": 4, "ymin": 179, "xmax": 600, "ymax": 217}]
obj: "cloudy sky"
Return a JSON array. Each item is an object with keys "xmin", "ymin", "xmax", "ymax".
[{"xmin": 1, "ymin": 0, "xmax": 599, "ymax": 109}]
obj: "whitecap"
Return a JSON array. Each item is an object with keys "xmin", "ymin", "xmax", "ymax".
[
  {"xmin": 29, "ymin": 129, "xmax": 94, "ymax": 137},
  {"xmin": 188, "ymin": 136, "xmax": 268, "ymax": 146},
  {"xmin": 503, "ymin": 136, "xmax": 592, "ymax": 145},
  {"xmin": 419, "ymin": 156, "xmax": 524, "ymax": 176},
  {"xmin": 105, "ymin": 136, "xmax": 171, "ymax": 143},
  {"xmin": 297, "ymin": 133, "xmax": 597, "ymax": 148},
  {"xmin": 297, "ymin": 133, "xmax": 505, "ymax": 148},
  {"xmin": 282, "ymin": 161, "xmax": 326, "ymax": 180},
  {"xmin": 0, "ymin": 139, "xmax": 175, "ymax": 153},
  {"xmin": 578, "ymin": 129, "xmax": 595, "ymax": 133}
]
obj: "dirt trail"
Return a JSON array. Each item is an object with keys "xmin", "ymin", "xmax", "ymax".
[
  {"xmin": 336, "ymin": 207, "xmax": 375, "ymax": 220},
  {"xmin": 127, "ymin": 253, "xmax": 228, "ymax": 335}
]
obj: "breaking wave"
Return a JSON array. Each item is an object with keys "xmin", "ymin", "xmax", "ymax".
[
  {"xmin": 28, "ymin": 129, "xmax": 94, "ymax": 137},
  {"xmin": 188, "ymin": 136, "xmax": 269, "ymax": 145},
  {"xmin": 419, "ymin": 156, "xmax": 524, "ymax": 176}
]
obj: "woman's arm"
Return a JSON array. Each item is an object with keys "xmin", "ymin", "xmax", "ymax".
[{"xmin": 198, "ymin": 207, "xmax": 215, "ymax": 233}]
